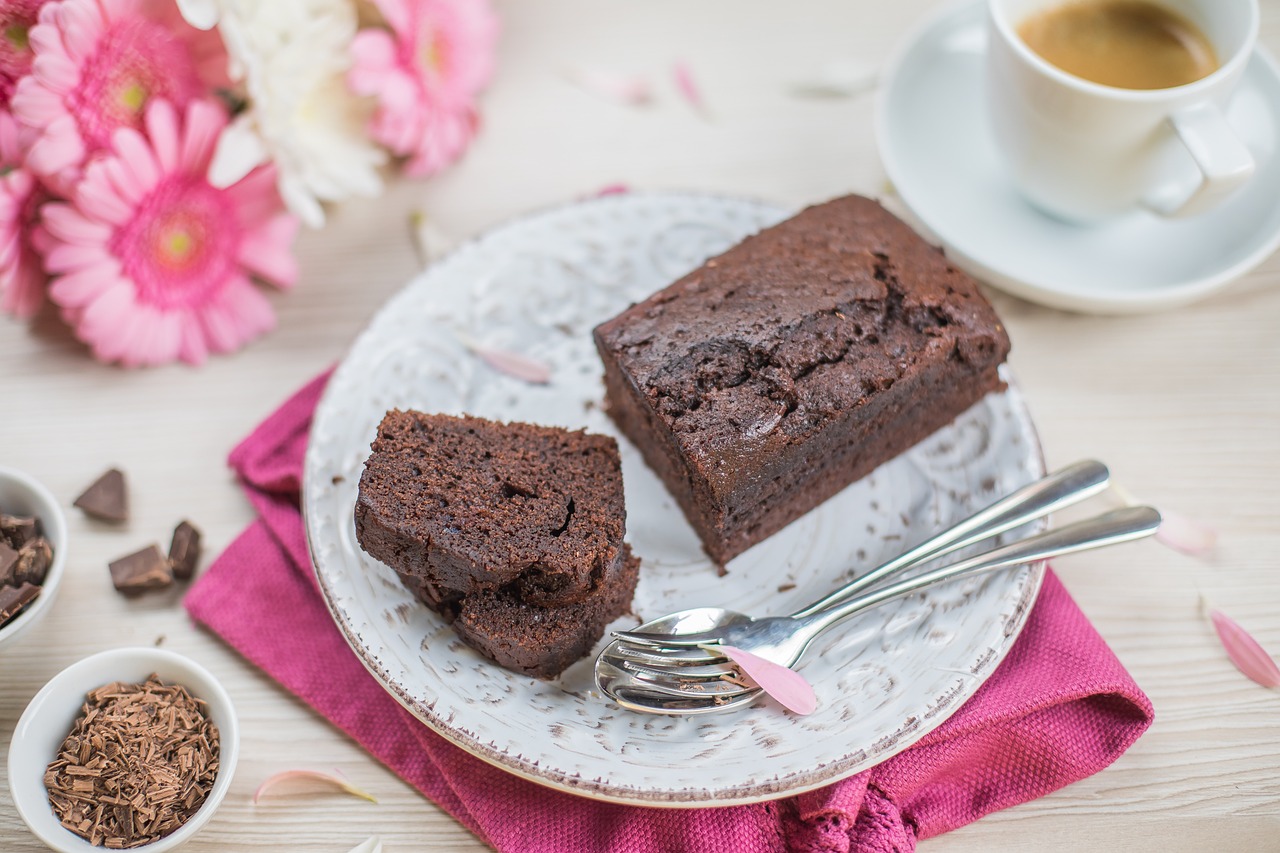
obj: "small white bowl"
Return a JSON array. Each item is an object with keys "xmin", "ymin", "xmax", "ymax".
[
  {"xmin": 0, "ymin": 466, "xmax": 68, "ymax": 651},
  {"xmin": 8, "ymin": 648, "xmax": 240, "ymax": 852}
]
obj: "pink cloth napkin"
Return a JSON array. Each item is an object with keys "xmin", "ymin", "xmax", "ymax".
[{"xmin": 185, "ymin": 372, "xmax": 1153, "ymax": 853}]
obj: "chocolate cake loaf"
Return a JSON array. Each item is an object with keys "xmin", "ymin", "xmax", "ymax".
[
  {"xmin": 593, "ymin": 195, "xmax": 1010, "ymax": 565},
  {"xmin": 355, "ymin": 411, "xmax": 637, "ymax": 677}
]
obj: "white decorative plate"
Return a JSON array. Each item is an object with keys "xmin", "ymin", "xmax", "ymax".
[{"xmin": 303, "ymin": 192, "xmax": 1046, "ymax": 807}]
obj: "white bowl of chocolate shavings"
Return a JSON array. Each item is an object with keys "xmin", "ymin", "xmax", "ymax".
[
  {"xmin": 0, "ymin": 466, "xmax": 68, "ymax": 651},
  {"xmin": 8, "ymin": 647, "xmax": 240, "ymax": 852}
]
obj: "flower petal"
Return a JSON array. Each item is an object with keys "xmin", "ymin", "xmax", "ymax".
[
  {"xmin": 44, "ymin": 242, "xmax": 114, "ymax": 275},
  {"xmin": 565, "ymin": 67, "xmax": 653, "ymax": 106},
  {"xmin": 41, "ymin": 203, "xmax": 113, "ymax": 245},
  {"xmin": 253, "ymin": 770, "xmax": 377, "ymax": 805},
  {"xmin": 177, "ymin": 100, "xmax": 227, "ymax": 175},
  {"xmin": 457, "ymin": 334, "xmax": 552, "ymax": 384},
  {"xmin": 109, "ymin": 127, "xmax": 162, "ymax": 194},
  {"xmin": 175, "ymin": 0, "xmax": 220, "ymax": 30},
  {"xmin": 237, "ymin": 213, "xmax": 299, "ymax": 288},
  {"xmin": 145, "ymin": 99, "xmax": 182, "ymax": 173},
  {"xmin": 26, "ymin": 115, "xmax": 87, "ymax": 178},
  {"xmin": 1156, "ymin": 510, "xmax": 1217, "ymax": 557},
  {"xmin": 208, "ymin": 117, "xmax": 267, "ymax": 189},
  {"xmin": 673, "ymin": 61, "xmax": 711, "ymax": 119},
  {"xmin": 48, "ymin": 267, "xmax": 120, "ymax": 309},
  {"xmin": 31, "ymin": 54, "xmax": 80, "ymax": 92},
  {"xmin": 1210, "ymin": 609, "xmax": 1280, "ymax": 689},
  {"xmin": 716, "ymin": 645, "xmax": 817, "ymax": 715}
]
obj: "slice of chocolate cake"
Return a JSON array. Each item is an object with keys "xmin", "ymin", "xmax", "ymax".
[
  {"xmin": 593, "ymin": 195, "xmax": 1011, "ymax": 565},
  {"xmin": 356, "ymin": 411, "xmax": 626, "ymax": 606},
  {"xmin": 355, "ymin": 411, "xmax": 638, "ymax": 678}
]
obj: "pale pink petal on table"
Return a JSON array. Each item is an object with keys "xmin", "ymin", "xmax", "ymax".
[
  {"xmin": 1210, "ymin": 609, "xmax": 1280, "ymax": 689},
  {"xmin": 460, "ymin": 336, "xmax": 552, "ymax": 385},
  {"xmin": 717, "ymin": 645, "xmax": 817, "ymax": 715},
  {"xmin": 1156, "ymin": 509, "xmax": 1217, "ymax": 557},
  {"xmin": 253, "ymin": 769, "xmax": 378, "ymax": 804},
  {"xmin": 673, "ymin": 60, "xmax": 710, "ymax": 118},
  {"xmin": 565, "ymin": 66, "xmax": 653, "ymax": 106}
]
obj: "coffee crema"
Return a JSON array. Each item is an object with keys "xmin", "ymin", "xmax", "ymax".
[{"xmin": 1018, "ymin": 0, "xmax": 1218, "ymax": 90}]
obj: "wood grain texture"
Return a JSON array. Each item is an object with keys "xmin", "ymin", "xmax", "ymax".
[{"xmin": 2, "ymin": 0, "xmax": 1278, "ymax": 850}]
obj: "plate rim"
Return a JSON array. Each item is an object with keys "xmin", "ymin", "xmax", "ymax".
[
  {"xmin": 303, "ymin": 189, "xmax": 1048, "ymax": 806},
  {"xmin": 874, "ymin": 0, "xmax": 1280, "ymax": 315}
]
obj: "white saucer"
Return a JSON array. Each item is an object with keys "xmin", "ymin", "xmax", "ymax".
[{"xmin": 876, "ymin": 1, "xmax": 1280, "ymax": 314}]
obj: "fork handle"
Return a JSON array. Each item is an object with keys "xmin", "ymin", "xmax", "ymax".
[
  {"xmin": 791, "ymin": 460, "xmax": 1110, "ymax": 618},
  {"xmin": 798, "ymin": 506, "xmax": 1161, "ymax": 639}
]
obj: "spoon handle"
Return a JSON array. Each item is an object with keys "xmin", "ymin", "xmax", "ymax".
[
  {"xmin": 791, "ymin": 460, "xmax": 1111, "ymax": 618},
  {"xmin": 800, "ymin": 506, "xmax": 1161, "ymax": 638}
]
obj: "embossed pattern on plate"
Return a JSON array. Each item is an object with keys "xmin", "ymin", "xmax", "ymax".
[{"xmin": 303, "ymin": 192, "xmax": 1045, "ymax": 806}]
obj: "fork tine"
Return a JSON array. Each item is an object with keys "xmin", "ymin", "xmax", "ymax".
[
  {"xmin": 606, "ymin": 654, "xmax": 737, "ymax": 683},
  {"xmin": 610, "ymin": 628, "xmax": 726, "ymax": 648},
  {"xmin": 609, "ymin": 685, "xmax": 760, "ymax": 715},
  {"xmin": 607, "ymin": 641, "xmax": 727, "ymax": 668},
  {"xmin": 604, "ymin": 664, "xmax": 758, "ymax": 699}
]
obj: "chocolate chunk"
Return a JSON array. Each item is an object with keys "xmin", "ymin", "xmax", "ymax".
[
  {"xmin": 0, "ymin": 514, "xmax": 38, "ymax": 548},
  {"xmin": 15, "ymin": 537, "xmax": 53, "ymax": 586},
  {"xmin": 73, "ymin": 468, "xmax": 129, "ymax": 523},
  {"xmin": 0, "ymin": 582, "xmax": 40, "ymax": 626},
  {"xmin": 0, "ymin": 542, "xmax": 18, "ymax": 586},
  {"xmin": 109, "ymin": 545, "xmax": 173, "ymax": 594},
  {"xmin": 167, "ymin": 520, "xmax": 201, "ymax": 580}
]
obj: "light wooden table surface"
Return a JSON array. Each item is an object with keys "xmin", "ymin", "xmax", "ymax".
[{"xmin": 3, "ymin": 1, "xmax": 1279, "ymax": 850}]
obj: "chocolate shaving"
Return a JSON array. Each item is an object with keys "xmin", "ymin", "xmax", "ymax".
[
  {"xmin": 45, "ymin": 674, "xmax": 220, "ymax": 848},
  {"xmin": 167, "ymin": 521, "xmax": 202, "ymax": 581},
  {"xmin": 74, "ymin": 468, "xmax": 129, "ymax": 524},
  {"xmin": 109, "ymin": 545, "xmax": 173, "ymax": 595},
  {"xmin": 0, "ymin": 582, "xmax": 39, "ymax": 624}
]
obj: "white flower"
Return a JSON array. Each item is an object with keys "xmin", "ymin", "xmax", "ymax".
[{"xmin": 178, "ymin": 0, "xmax": 385, "ymax": 227}]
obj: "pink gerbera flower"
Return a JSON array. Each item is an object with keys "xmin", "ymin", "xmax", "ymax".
[
  {"xmin": 349, "ymin": 0, "xmax": 498, "ymax": 177},
  {"xmin": 42, "ymin": 99, "xmax": 299, "ymax": 366},
  {"xmin": 0, "ymin": 0, "xmax": 50, "ymax": 106},
  {"xmin": 0, "ymin": 110, "xmax": 46, "ymax": 318},
  {"xmin": 10, "ymin": 0, "xmax": 227, "ymax": 187}
]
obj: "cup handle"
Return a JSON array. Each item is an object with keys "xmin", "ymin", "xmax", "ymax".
[{"xmin": 1143, "ymin": 102, "xmax": 1255, "ymax": 218}]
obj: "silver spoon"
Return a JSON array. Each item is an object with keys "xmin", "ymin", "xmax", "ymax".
[{"xmin": 597, "ymin": 505, "xmax": 1160, "ymax": 714}]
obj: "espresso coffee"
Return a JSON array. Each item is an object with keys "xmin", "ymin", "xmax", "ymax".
[{"xmin": 1018, "ymin": 0, "xmax": 1218, "ymax": 90}]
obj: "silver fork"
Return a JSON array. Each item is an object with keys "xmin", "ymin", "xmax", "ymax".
[
  {"xmin": 611, "ymin": 458, "xmax": 1112, "ymax": 661},
  {"xmin": 598, "ymin": 505, "xmax": 1161, "ymax": 714}
]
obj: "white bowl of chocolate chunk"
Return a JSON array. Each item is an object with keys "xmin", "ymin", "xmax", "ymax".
[
  {"xmin": 0, "ymin": 466, "xmax": 68, "ymax": 650},
  {"xmin": 7, "ymin": 647, "xmax": 240, "ymax": 852}
]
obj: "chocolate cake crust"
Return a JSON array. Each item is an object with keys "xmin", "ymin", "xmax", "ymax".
[{"xmin": 593, "ymin": 195, "xmax": 1010, "ymax": 565}]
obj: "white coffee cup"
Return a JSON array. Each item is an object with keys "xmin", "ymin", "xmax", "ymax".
[{"xmin": 986, "ymin": 0, "xmax": 1259, "ymax": 223}]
